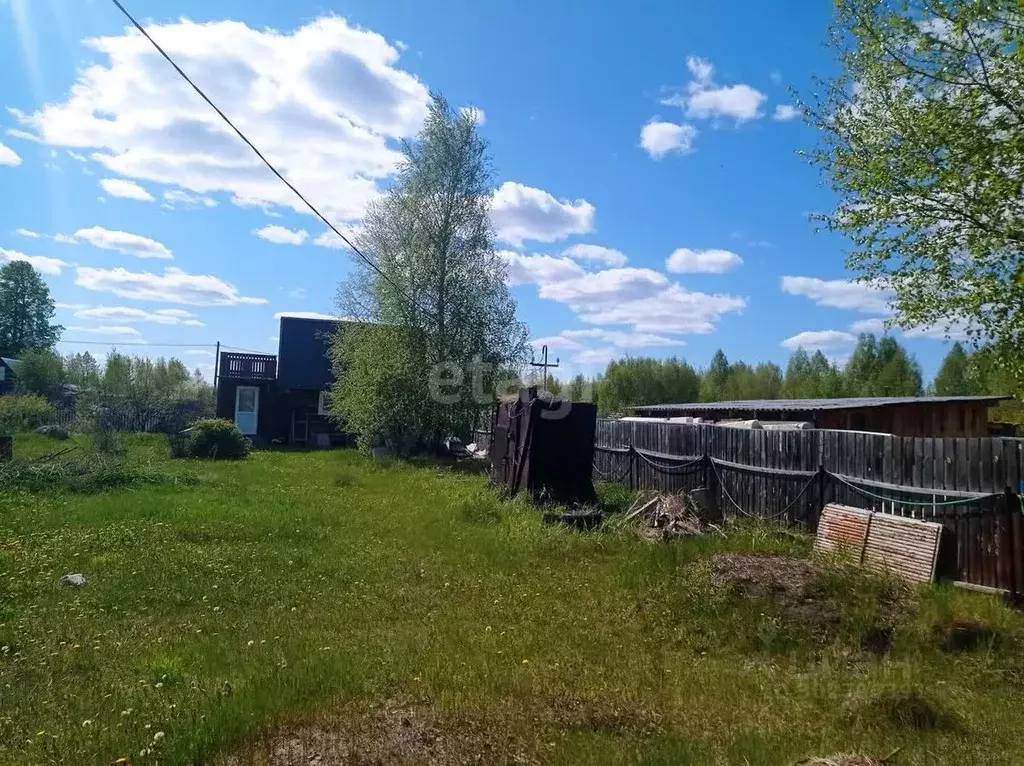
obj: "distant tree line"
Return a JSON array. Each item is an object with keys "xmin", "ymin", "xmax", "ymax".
[
  {"xmin": 15, "ymin": 348, "xmax": 215, "ymax": 431},
  {"xmin": 540, "ymin": 333, "xmax": 1022, "ymax": 427},
  {"xmin": 1, "ymin": 258, "xmax": 214, "ymax": 432}
]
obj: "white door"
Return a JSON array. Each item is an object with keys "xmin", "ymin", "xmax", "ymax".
[{"xmin": 234, "ymin": 386, "xmax": 259, "ymax": 436}]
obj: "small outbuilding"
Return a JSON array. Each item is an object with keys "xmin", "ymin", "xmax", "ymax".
[{"xmin": 630, "ymin": 396, "xmax": 1010, "ymax": 438}]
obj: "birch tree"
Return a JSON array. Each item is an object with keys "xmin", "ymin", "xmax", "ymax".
[
  {"xmin": 332, "ymin": 94, "xmax": 529, "ymax": 449},
  {"xmin": 810, "ymin": 0, "xmax": 1024, "ymax": 383}
]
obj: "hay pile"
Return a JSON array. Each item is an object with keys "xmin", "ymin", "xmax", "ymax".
[{"xmin": 624, "ymin": 492, "xmax": 721, "ymax": 541}]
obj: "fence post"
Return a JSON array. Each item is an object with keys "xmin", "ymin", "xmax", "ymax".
[
  {"xmin": 705, "ymin": 453, "xmax": 719, "ymax": 517},
  {"xmin": 815, "ymin": 464, "xmax": 827, "ymax": 528},
  {"xmin": 628, "ymin": 446, "xmax": 635, "ymax": 491}
]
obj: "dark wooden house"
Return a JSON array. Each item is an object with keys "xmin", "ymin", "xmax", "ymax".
[
  {"xmin": 0, "ymin": 357, "xmax": 19, "ymax": 395},
  {"xmin": 215, "ymin": 317, "xmax": 353, "ymax": 446},
  {"xmin": 630, "ymin": 396, "xmax": 1010, "ymax": 438}
]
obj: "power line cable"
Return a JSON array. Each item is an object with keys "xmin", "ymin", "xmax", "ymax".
[
  {"xmin": 60, "ymin": 340, "xmax": 216, "ymax": 347},
  {"xmin": 108, "ymin": 0, "xmax": 437, "ymax": 324},
  {"xmin": 221, "ymin": 345, "xmax": 275, "ymax": 355}
]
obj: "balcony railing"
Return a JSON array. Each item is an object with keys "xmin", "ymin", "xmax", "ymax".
[{"xmin": 219, "ymin": 352, "xmax": 277, "ymax": 381}]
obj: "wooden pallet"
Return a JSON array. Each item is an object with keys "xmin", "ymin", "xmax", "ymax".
[{"xmin": 815, "ymin": 503, "xmax": 942, "ymax": 583}]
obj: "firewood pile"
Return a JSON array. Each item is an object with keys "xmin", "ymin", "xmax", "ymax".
[{"xmin": 624, "ymin": 491, "xmax": 722, "ymax": 541}]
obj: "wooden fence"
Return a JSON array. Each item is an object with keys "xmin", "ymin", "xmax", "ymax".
[
  {"xmin": 49, "ymin": 400, "xmax": 214, "ymax": 434},
  {"xmin": 592, "ymin": 419, "xmax": 1024, "ymax": 595}
]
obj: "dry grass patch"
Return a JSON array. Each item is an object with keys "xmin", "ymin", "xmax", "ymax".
[{"xmin": 223, "ymin": 696, "xmax": 667, "ymax": 765}]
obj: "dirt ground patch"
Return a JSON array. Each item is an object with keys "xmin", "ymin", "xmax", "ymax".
[
  {"xmin": 800, "ymin": 756, "xmax": 887, "ymax": 766},
  {"xmin": 711, "ymin": 552, "xmax": 819, "ymax": 599},
  {"xmin": 223, "ymin": 701, "xmax": 534, "ymax": 765},
  {"xmin": 710, "ymin": 553, "xmax": 906, "ymax": 646},
  {"xmin": 711, "ymin": 552, "xmax": 835, "ymax": 630},
  {"xmin": 222, "ymin": 697, "xmax": 664, "ymax": 765}
]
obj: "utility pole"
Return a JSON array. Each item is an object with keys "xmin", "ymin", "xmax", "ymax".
[
  {"xmin": 529, "ymin": 344, "xmax": 560, "ymax": 391},
  {"xmin": 213, "ymin": 341, "xmax": 220, "ymax": 387}
]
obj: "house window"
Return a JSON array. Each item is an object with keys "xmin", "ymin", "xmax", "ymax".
[{"xmin": 318, "ymin": 390, "xmax": 330, "ymax": 416}]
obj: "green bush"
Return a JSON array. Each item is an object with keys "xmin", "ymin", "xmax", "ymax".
[
  {"xmin": 0, "ymin": 394, "xmax": 55, "ymax": 432},
  {"xmin": 175, "ymin": 418, "xmax": 250, "ymax": 459}
]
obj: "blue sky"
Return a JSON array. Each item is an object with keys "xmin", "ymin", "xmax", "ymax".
[{"xmin": 0, "ymin": 0, "xmax": 961, "ymax": 381}]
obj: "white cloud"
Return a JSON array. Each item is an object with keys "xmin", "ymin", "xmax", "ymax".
[
  {"xmin": 499, "ymin": 251, "xmax": 585, "ymax": 287},
  {"xmin": 186, "ymin": 349, "xmax": 215, "ymax": 357},
  {"xmin": 686, "ymin": 84, "xmax": 766, "ymax": 122},
  {"xmin": 575, "ymin": 283, "xmax": 746, "ymax": 334},
  {"xmin": 532, "ymin": 332, "xmax": 682, "ymax": 368},
  {"xmin": 0, "ymin": 247, "xmax": 67, "ymax": 276},
  {"xmin": 530, "ymin": 334, "xmax": 587, "ymax": 352},
  {"xmin": 561, "ymin": 243, "xmax": 627, "ymax": 268},
  {"xmin": 686, "ymin": 56, "xmax": 715, "ymax": 87},
  {"xmin": 53, "ymin": 233, "xmax": 77, "ymax": 244},
  {"xmin": 661, "ymin": 55, "xmax": 767, "ymax": 123},
  {"xmin": 163, "ymin": 189, "xmax": 217, "ymax": 208},
  {"xmin": 273, "ymin": 311, "xmax": 339, "ymax": 320},
  {"xmin": 538, "ymin": 267, "xmax": 668, "ymax": 306},
  {"xmin": 0, "ymin": 141, "xmax": 22, "ymax": 166},
  {"xmin": 55, "ymin": 302, "xmax": 90, "ymax": 310},
  {"xmin": 460, "ymin": 105, "xmax": 485, "ymax": 125},
  {"xmin": 15, "ymin": 228, "xmax": 41, "ymax": 238},
  {"xmin": 5, "ymin": 129, "xmax": 39, "ymax": 144},
  {"xmin": 639, "ymin": 120, "xmax": 697, "ymax": 159},
  {"xmin": 73, "ymin": 226, "xmax": 173, "ymax": 259},
  {"xmin": 73, "ymin": 306, "xmax": 204, "ymax": 326},
  {"xmin": 772, "ymin": 104, "xmax": 800, "ymax": 121},
  {"xmin": 312, "ymin": 227, "xmax": 360, "ymax": 250},
  {"xmin": 781, "ymin": 275, "xmax": 893, "ymax": 313},
  {"xmin": 665, "ymin": 248, "xmax": 742, "ymax": 274},
  {"xmin": 509, "ymin": 255, "xmax": 746, "ymax": 336},
  {"xmin": 12, "ymin": 16, "xmax": 430, "ymax": 225},
  {"xmin": 780, "ymin": 330, "xmax": 856, "ymax": 351},
  {"xmin": 75, "ymin": 266, "xmax": 266, "ymax": 305},
  {"xmin": 490, "ymin": 182, "xmax": 595, "ymax": 245},
  {"xmin": 66, "ymin": 325, "xmax": 143, "ymax": 337},
  {"xmin": 562, "ymin": 328, "xmax": 679, "ymax": 348},
  {"xmin": 255, "ymin": 225, "xmax": 308, "ymax": 245},
  {"xmin": 99, "ymin": 178, "xmax": 154, "ymax": 201},
  {"xmin": 67, "ymin": 150, "xmax": 87, "ymax": 162},
  {"xmin": 849, "ymin": 317, "xmax": 888, "ymax": 334},
  {"xmin": 574, "ymin": 347, "xmax": 620, "ymax": 366},
  {"xmin": 903, "ymin": 319, "xmax": 977, "ymax": 341}
]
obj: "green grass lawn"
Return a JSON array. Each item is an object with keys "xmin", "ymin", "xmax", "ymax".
[{"xmin": 2, "ymin": 433, "xmax": 1023, "ymax": 764}]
